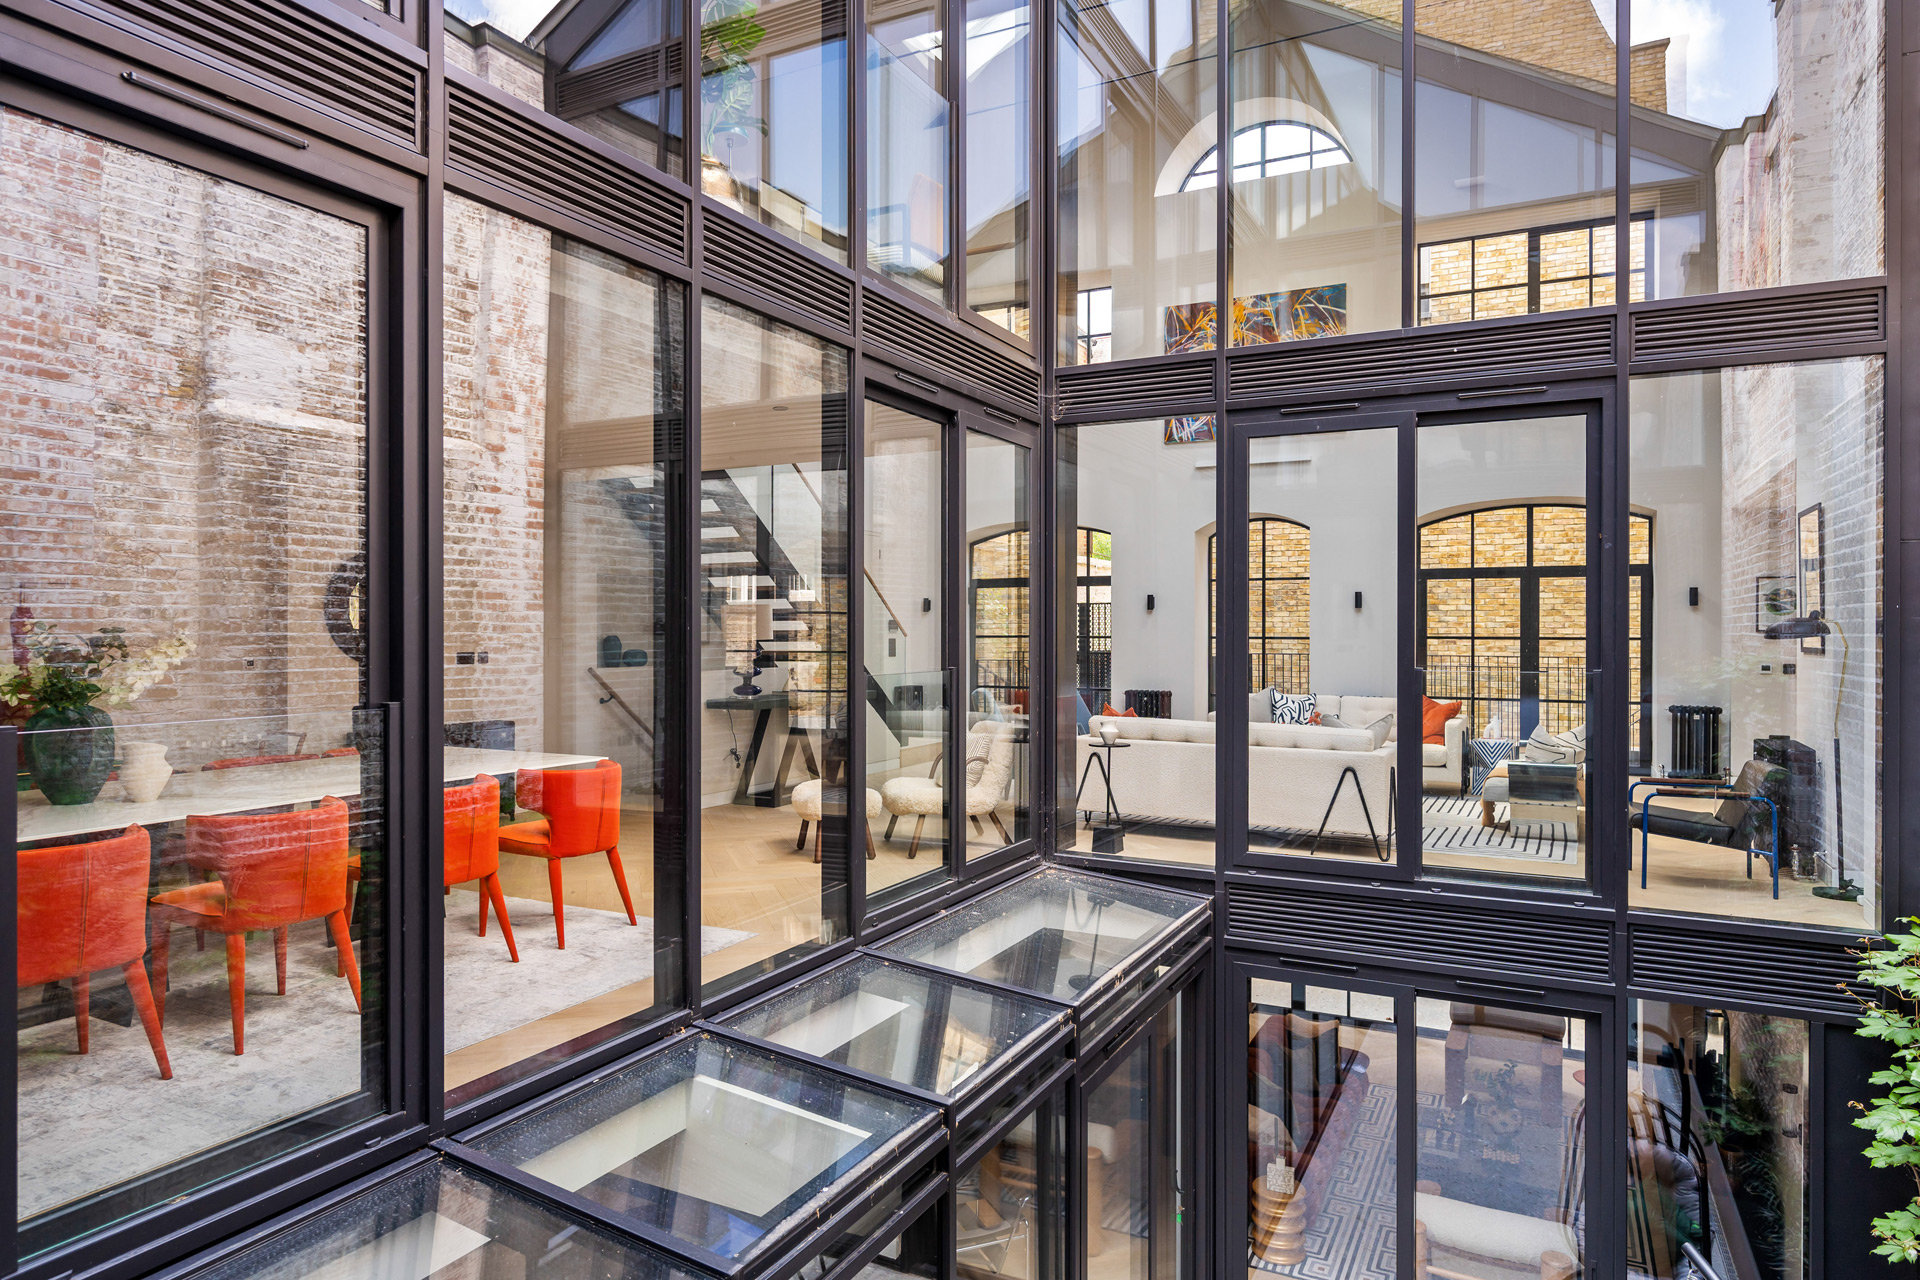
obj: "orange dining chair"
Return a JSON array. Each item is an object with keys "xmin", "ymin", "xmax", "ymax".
[
  {"xmin": 18, "ymin": 825, "xmax": 171, "ymax": 1079},
  {"xmin": 149, "ymin": 796, "xmax": 361, "ymax": 1056},
  {"xmin": 500, "ymin": 759, "xmax": 632, "ymax": 949},
  {"xmin": 446, "ymin": 773, "xmax": 518, "ymax": 961}
]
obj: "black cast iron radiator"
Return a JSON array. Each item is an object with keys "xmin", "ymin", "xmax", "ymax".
[
  {"xmin": 1123, "ymin": 689, "xmax": 1172, "ymax": 718},
  {"xmin": 1668, "ymin": 705, "xmax": 1724, "ymax": 779}
]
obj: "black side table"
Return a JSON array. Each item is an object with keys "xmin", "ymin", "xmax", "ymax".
[{"xmin": 1076, "ymin": 736, "xmax": 1130, "ymax": 828}]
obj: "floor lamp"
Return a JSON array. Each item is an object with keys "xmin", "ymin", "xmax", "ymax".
[{"xmin": 1762, "ymin": 610, "xmax": 1860, "ymax": 901}]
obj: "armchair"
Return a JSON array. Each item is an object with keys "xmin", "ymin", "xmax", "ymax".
[{"xmin": 1630, "ymin": 759, "xmax": 1781, "ymax": 898}]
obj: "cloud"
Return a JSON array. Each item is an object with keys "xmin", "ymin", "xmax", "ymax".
[
  {"xmin": 1630, "ymin": 0, "xmax": 1776, "ymax": 128},
  {"xmin": 445, "ymin": 0, "xmax": 559, "ymax": 42}
]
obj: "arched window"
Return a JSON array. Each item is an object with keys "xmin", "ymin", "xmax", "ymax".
[
  {"xmin": 1208, "ymin": 518, "xmax": 1311, "ymax": 703},
  {"xmin": 1181, "ymin": 121, "xmax": 1351, "ymax": 192}
]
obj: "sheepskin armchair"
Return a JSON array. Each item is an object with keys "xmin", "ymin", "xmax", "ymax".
[{"xmin": 881, "ymin": 721, "xmax": 1020, "ymax": 854}]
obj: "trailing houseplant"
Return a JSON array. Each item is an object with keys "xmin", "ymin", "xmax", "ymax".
[
  {"xmin": 1850, "ymin": 922, "xmax": 1920, "ymax": 1262},
  {"xmin": 1, "ymin": 622, "xmax": 191, "ymax": 804}
]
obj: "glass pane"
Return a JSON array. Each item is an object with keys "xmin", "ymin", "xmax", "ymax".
[
  {"xmin": 1245, "ymin": 430, "xmax": 1400, "ymax": 864},
  {"xmin": 818, "ymin": 1188, "xmax": 943, "ymax": 1278},
  {"xmin": 441, "ymin": 196, "xmax": 687, "ymax": 1104},
  {"xmin": 1248, "ymin": 979, "xmax": 1396, "ymax": 1276},
  {"xmin": 1085, "ymin": 998, "xmax": 1183, "ymax": 1276},
  {"xmin": 1629, "ymin": 1001, "xmax": 1810, "ymax": 1280},
  {"xmin": 1228, "ymin": 0, "xmax": 1402, "ymax": 340},
  {"xmin": 874, "ymin": 868, "xmax": 1204, "ymax": 1003},
  {"xmin": 965, "ymin": 0, "xmax": 1031, "ymax": 336},
  {"xmin": 1416, "ymin": 999, "xmax": 1586, "ymax": 1279},
  {"xmin": 1057, "ymin": 0, "xmax": 1217, "ymax": 365},
  {"xmin": 966, "ymin": 433, "xmax": 1031, "ymax": 856},
  {"xmin": 868, "ymin": 0, "xmax": 951, "ymax": 301},
  {"xmin": 443, "ymin": 0, "xmax": 687, "ymax": 179},
  {"xmin": 1415, "ymin": 2, "xmax": 1617, "ymax": 325},
  {"xmin": 1628, "ymin": 362, "xmax": 1882, "ymax": 930},
  {"xmin": 699, "ymin": 297, "xmax": 852, "ymax": 994},
  {"xmin": 468, "ymin": 1033, "xmax": 937, "ymax": 1262},
  {"xmin": 865, "ymin": 403, "xmax": 951, "ymax": 902},
  {"xmin": 1628, "ymin": 0, "xmax": 1882, "ymax": 298},
  {"xmin": 959, "ymin": 1092, "xmax": 1065, "ymax": 1280},
  {"xmin": 2, "ymin": 110, "xmax": 384, "ymax": 1255},
  {"xmin": 1419, "ymin": 421, "xmax": 1590, "ymax": 887},
  {"xmin": 185, "ymin": 1159, "xmax": 699, "ymax": 1280},
  {"xmin": 716, "ymin": 954, "xmax": 1060, "ymax": 1096},
  {"xmin": 1059, "ymin": 420, "xmax": 1214, "ymax": 867},
  {"xmin": 702, "ymin": 0, "xmax": 851, "ymax": 263}
]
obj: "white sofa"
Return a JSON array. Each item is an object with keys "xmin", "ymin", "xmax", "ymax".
[{"xmin": 1080, "ymin": 709, "xmax": 1395, "ymax": 853}]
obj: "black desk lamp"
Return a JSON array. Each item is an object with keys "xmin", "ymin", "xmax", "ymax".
[{"xmin": 1762, "ymin": 610, "xmax": 1860, "ymax": 901}]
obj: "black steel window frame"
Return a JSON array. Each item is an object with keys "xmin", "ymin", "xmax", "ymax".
[
  {"xmin": 1073, "ymin": 525, "xmax": 1111, "ymax": 712},
  {"xmin": 1416, "ymin": 211, "xmax": 1655, "ymax": 326},
  {"xmin": 1209, "ymin": 516, "xmax": 1311, "ymax": 709}
]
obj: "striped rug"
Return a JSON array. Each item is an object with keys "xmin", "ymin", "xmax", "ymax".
[{"xmin": 1422, "ymin": 794, "xmax": 1576, "ymax": 862}]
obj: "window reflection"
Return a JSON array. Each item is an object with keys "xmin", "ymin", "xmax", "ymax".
[
  {"xmin": 1058, "ymin": 420, "xmax": 1214, "ymax": 866},
  {"xmin": 1414, "ymin": 0, "xmax": 1617, "ymax": 325},
  {"xmin": 701, "ymin": 0, "xmax": 851, "ymax": 262},
  {"xmin": 868, "ymin": 0, "xmax": 951, "ymax": 301},
  {"xmin": 1628, "ymin": 362, "xmax": 1882, "ymax": 930},
  {"xmin": 1057, "ymin": 0, "xmax": 1217, "ymax": 365},
  {"xmin": 1629, "ymin": 1001, "xmax": 1809, "ymax": 1280},
  {"xmin": 441, "ymin": 195, "xmax": 687, "ymax": 1103},
  {"xmin": 1416, "ymin": 998, "xmax": 1587, "ymax": 1280},
  {"xmin": 1085, "ymin": 999, "xmax": 1183, "ymax": 1277},
  {"xmin": 4, "ymin": 110, "xmax": 382, "ymax": 1254},
  {"xmin": 698, "ymin": 297, "xmax": 852, "ymax": 993},
  {"xmin": 959, "ymin": 1092, "xmax": 1064, "ymax": 1280},
  {"xmin": 1628, "ymin": 0, "xmax": 1882, "ymax": 298},
  {"xmin": 1227, "ymin": 0, "xmax": 1401, "ymax": 339},
  {"xmin": 964, "ymin": 0, "xmax": 1032, "ymax": 336},
  {"xmin": 966, "ymin": 432, "xmax": 1031, "ymax": 855}
]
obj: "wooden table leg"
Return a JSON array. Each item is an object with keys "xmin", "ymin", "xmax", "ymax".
[{"xmin": 1086, "ymin": 1145, "xmax": 1105, "ymax": 1257}]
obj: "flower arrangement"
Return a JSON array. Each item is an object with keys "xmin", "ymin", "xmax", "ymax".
[{"xmin": 1, "ymin": 622, "xmax": 192, "ymax": 717}]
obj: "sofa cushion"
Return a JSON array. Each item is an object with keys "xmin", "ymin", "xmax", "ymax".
[
  {"xmin": 1421, "ymin": 742, "xmax": 1449, "ymax": 767},
  {"xmin": 1251, "ymin": 722, "xmax": 1373, "ymax": 752},
  {"xmin": 1522, "ymin": 721, "xmax": 1586, "ymax": 764},
  {"xmin": 1273, "ymin": 693, "xmax": 1317, "ymax": 725},
  {"xmin": 1251, "ymin": 687, "xmax": 1276, "ymax": 723},
  {"xmin": 1422, "ymin": 697, "xmax": 1463, "ymax": 745}
]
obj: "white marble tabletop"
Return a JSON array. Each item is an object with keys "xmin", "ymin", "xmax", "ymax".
[{"xmin": 16, "ymin": 747, "xmax": 603, "ymax": 845}]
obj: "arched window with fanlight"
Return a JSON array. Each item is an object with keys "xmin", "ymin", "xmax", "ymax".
[
  {"xmin": 1074, "ymin": 528, "xmax": 1113, "ymax": 712},
  {"xmin": 1181, "ymin": 120, "xmax": 1352, "ymax": 192}
]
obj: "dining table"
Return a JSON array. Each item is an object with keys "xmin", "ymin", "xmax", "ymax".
[{"xmin": 15, "ymin": 748, "xmax": 604, "ymax": 846}]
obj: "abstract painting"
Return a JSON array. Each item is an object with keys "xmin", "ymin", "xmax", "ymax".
[
  {"xmin": 1163, "ymin": 300, "xmax": 1218, "ymax": 354},
  {"xmin": 1232, "ymin": 284, "xmax": 1349, "ymax": 346},
  {"xmin": 1164, "ymin": 415, "xmax": 1217, "ymax": 444}
]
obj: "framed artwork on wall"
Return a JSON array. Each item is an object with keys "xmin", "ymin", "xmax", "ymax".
[
  {"xmin": 1755, "ymin": 575, "xmax": 1797, "ymax": 634},
  {"xmin": 1798, "ymin": 503, "xmax": 1825, "ymax": 653}
]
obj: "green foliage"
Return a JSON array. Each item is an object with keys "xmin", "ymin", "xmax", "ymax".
[
  {"xmin": 1851, "ymin": 922, "xmax": 1920, "ymax": 1263},
  {"xmin": 699, "ymin": 0, "xmax": 767, "ymax": 158}
]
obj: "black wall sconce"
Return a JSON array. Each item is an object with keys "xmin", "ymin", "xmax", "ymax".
[
  {"xmin": 1688, "ymin": 587, "xmax": 1700, "ymax": 607},
  {"xmin": 1146, "ymin": 594, "xmax": 1156, "ymax": 612},
  {"xmin": 922, "ymin": 597, "xmax": 932, "ymax": 612},
  {"xmin": 1354, "ymin": 591, "xmax": 1363, "ymax": 610}
]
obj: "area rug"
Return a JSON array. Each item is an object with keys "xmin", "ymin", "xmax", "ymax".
[
  {"xmin": 443, "ymin": 891, "xmax": 749, "ymax": 1052},
  {"xmin": 18, "ymin": 904, "xmax": 749, "ymax": 1221},
  {"xmin": 1250, "ymin": 1083, "xmax": 1397, "ymax": 1279},
  {"xmin": 1421, "ymin": 795, "xmax": 1576, "ymax": 862}
]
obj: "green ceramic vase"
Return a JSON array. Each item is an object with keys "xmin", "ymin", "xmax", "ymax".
[{"xmin": 23, "ymin": 702, "xmax": 115, "ymax": 805}]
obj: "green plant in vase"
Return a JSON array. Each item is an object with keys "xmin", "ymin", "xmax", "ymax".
[{"xmin": 1, "ymin": 623, "xmax": 191, "ymax": 805}]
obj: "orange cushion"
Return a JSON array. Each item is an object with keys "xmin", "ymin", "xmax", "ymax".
[
  {"xmin": 150, "ymin": 880, "xmax": 229, "ymax": 918},
  {"xmin": 1100, "ymin": 703, "xmax": 1138, "ymax": 718},
  {"xmin": 1423, "ymin": 697, "xmax": 1462, "ymax": 745},
  {"xmin": 498, "ymin": 818, "xmax": 553, "ymax": 855}
]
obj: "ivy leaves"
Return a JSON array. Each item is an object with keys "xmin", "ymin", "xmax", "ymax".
[{"xmin": 1851, "ymin": 921, "xmax": 1920, "ymax": 1262}]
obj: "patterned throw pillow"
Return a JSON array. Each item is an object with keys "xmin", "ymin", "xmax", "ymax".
[
  {"xmin": 1272, "ymin": 693, "xmax": 1316, "ymax": 725},
  {"xmin": 1522, "ymin": 722, "xmax": 1587, "ymax": 764}
]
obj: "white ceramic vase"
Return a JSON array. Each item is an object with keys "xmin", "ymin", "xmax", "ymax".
[
  {"xmin": 119, "ymin": 740, "xmax": 172, "ymax": 804},
  {"xmin": 1098, "ymin": 723, "xmax": 1120, "ymax": 746}
]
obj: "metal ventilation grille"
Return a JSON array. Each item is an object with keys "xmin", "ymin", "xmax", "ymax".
[
  {"xmin": 705, "ymin": 215, "xmax": 853, "ymax": 332},
  {"xmin": 1228, "ymin": 315, "xmax": 1614, "ymax": 401},
  {"xmin": 1055, "ymin": 359, "xmax": 1216, "ymax": 417},
  {"xmin": 1630, "ymin": 286, "xmax": 1884, "ymax": 363},
  {"xmin": 1630, "ymin": 924, "xmax": 1862, "ymax": 1018},
  {"xmin": 1227, "ymin": 882, "xmax": 1614, "ymax": 985},
  {"xmin": 449, "ymin": 83, "xmax": 688, "ymax": 261},
  {"xmin": 553, "ymin": 44, "xmax": 685, "ymax": 118},
  {"xmin": 103, "ymin": 0, "xmax": 418, "ymax": 139},
  {"xmin": 861, "ymin": 289, "xmax": 1039, "ymax": 409}
]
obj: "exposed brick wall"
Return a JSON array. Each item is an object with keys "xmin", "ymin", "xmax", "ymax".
[
  {"xmin": 1, "ymin": 108, "xmax": 365, "ymax": 758},
  {"xmin": 444, "ymin": 27, "xmax": 545, "ymax": 106}
]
